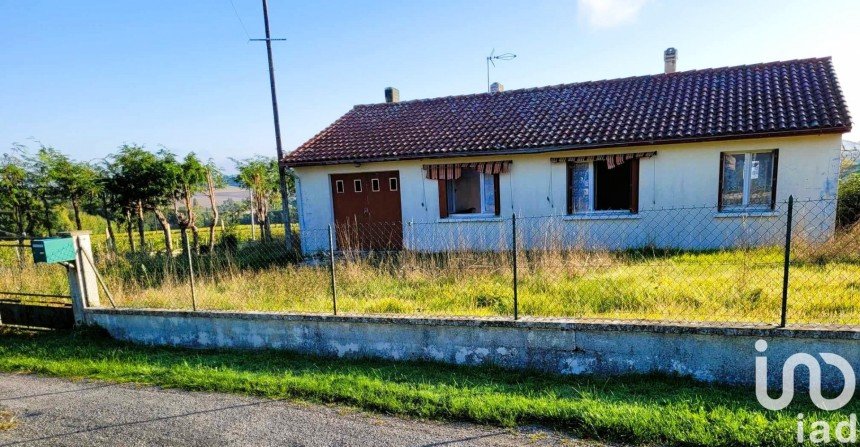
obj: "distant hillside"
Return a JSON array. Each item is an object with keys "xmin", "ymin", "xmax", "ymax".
[
  {"xmin": 843, "ymin": 140, "xmax": 860, "ymax": 179},
  {"xmin": 224, "ymin": 175, "xmax": 243, "ymax": 188}
]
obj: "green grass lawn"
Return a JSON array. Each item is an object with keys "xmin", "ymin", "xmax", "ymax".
[{"xmin": 0, "ymin": 327, "xmax": 853, "ymax": 447}]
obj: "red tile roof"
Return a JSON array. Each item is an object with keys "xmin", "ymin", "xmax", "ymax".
[{"xmin": 284, "ymin": 57, "xmax": 851, "ymax": 167}]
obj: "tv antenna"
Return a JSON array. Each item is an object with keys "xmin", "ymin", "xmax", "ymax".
[{"xmin": 486, "ymin": 49, "xmax": 517, "ymax": 92}]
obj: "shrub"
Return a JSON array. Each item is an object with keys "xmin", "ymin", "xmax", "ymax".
[
  {"xmin": 217, "ymin": 231, "xmax": 240, "ymax": 254},
  {"xmin": 837, "ymin": 173, "xmax": 860, "ymax": 228}
]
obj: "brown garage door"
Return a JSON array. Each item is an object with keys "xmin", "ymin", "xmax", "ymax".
[{"xmin": 331, "ymin": 171, "xmax": 403, "ymax": 250}]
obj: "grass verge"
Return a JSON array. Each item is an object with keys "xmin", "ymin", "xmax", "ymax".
[{"xmin": 0, "ymin": 327, "xmax": 853, "ymax": 446}]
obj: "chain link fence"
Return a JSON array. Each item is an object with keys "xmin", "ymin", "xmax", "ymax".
[{"xmin": 80, "ymin": 197, "xmax": 859, "ymax": 329}]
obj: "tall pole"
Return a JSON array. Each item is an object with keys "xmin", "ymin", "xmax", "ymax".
[{"xmin": 259, "ymin": 0, "xmax": 293, "ymax": 250}]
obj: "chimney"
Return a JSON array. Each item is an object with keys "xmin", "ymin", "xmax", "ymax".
[
  {"xmin": 385, "ymin": 87, "xmax": 400, "ymax": 103},
  {"xmin": 664, "ymin": 47, "xmax": 677, "ymax": 74},
  {"xmin": 490, "ymin": 82, "xmax": 504, "ymax": 93}
]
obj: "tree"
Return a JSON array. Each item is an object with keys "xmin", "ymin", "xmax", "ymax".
[
  {"xmin": 88, "ymin": 165, "xmax": 122, "ymax": 249},
  {"xmin": 202, "ymin": 161, "xmax": 225, "ymax": 253},
  {"xmin": 0, "ymin": 148, "xmax": 54, "ymax": 242},
  {"xmin": 837, "ymin": 173, "xmax": 860, "ymax": 229},
  {"xmin": 172, "ymin": 153, "xmax": 208, "ymax": 253},
  {"xmin": 105, "ymin": 145, "xmax": 178, "ymax": 254},
  {"xmin": 33, "ymin": 146, "xmax": 100, "ymax": 231},
  {"xmin": 232, "ymin": 156, "xmax": 281, "ymax": 241}
]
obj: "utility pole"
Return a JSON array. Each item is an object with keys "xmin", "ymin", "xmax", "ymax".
[{"xmin": 252, "ymin": 0, "xmax": 292, "ymax": 250}]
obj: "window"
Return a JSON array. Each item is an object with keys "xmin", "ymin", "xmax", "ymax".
[
  {"xmin": 567, "ymin": 159, "xmax": 639, "ymax": 214},
  {"xmin": 442, "ymin": 168, "xmax": 498, "ymax": 216},
  {"xmin": 389, "ymin": 177, "xmax": 398, "ymax": 191},
  {"xmin": 335, "ymin": 180, "xmax": 345, "ymax": 194},
  {"xmin": 353, "ymin": 179, "xmax": 362, "ymax": 193},
  {"xmin": 371, "ymin": 178, "xmax": 380, "ymax": 192},
  {"xmin": 719, "ymin": 150, "xmax": 778, "ymax": 211}
]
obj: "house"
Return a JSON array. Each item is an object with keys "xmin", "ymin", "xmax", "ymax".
[{"xmin": 283, "ymin": 50, "xmax": 852, "ymax": 253}]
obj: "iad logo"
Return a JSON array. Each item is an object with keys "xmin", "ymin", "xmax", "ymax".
[
  {"xmin": 755, "ymin": 339, "xmax": 855, "ymax": 411},
  {"xmin": 755, "ymin": 339, "xmax": 858, "ymax": 444}
]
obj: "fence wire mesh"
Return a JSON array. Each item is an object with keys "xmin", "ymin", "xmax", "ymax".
[{"xmin": 21, "ymin": 197, "xmax": 856, "ymax": 329}]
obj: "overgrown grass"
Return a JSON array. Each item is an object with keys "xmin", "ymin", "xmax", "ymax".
[
  {"xmin": 85, "ymin": 244, "xmax": 860, "ymax": 326},
  {"xmin": 2, "ymin": 224, "xmax": 859, "ymax": 326},
  {"xmin": 0, "ymin": 327, "xmax": 853, "ymax": 447}
]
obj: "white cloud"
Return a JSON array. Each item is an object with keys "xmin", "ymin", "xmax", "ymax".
[{"xmin": 578, "ymin": 0, "xmax": 650, "ymax": 29}]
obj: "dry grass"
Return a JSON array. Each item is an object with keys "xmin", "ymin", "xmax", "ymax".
[
  {"xmin": 3, "ymin": 224, "xmax": 859, "ymax": 327},
  {"xmin": 0, "ymin": 408, "xmax": 16, "ymax": 431},
  {"xmin": 86, "ymin": 243, "xmax": 860, "ymax": 327}
]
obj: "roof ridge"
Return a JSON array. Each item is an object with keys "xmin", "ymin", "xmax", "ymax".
[{"xmin": 352, "ymin": 56, "xmax": 834, "ymax": 108}]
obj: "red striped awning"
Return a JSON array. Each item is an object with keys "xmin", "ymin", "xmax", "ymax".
[
  {"xmin": 551, "ymin": 151, "xmax": 656, "ymax": 169},
  {"xmin": 423, "ymin": 161, "xmax": 512, "ymax": 180}
]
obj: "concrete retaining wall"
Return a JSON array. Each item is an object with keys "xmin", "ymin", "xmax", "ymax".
[{"xmin": 85, "ymin": 308, "xmax": 860, "ymax": 390}]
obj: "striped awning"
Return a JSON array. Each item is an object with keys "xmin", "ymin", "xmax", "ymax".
[
  {"xmin": 423, "ymin": 161, "xmax": 512, "ymax": 180},
  {"xmin": 551, "ymin": 151, "xmax": 656, "ymax": 169}
]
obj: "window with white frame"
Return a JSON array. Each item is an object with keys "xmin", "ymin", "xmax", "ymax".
[
  {"xmin": 719, "ymin": 150, "xmax": 778, "ymax": 211},
  {"xmin": 446, "ymin": 168, "xmax": 497, "ymax": 216},
  {"xmin": 567, "ymin": 159, "xmax": 639, "ymax": 214}
]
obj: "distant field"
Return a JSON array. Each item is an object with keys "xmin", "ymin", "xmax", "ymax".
[{"xmin": 88, "ymin": 222, "xmax": 296, "ymax": 253}]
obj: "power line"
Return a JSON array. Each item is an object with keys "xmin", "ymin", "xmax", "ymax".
[{"xmin": 228, "ymin": 0, "xmax": 251, "ymax": 40}]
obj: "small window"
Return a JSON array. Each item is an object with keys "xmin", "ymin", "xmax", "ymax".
[
  {"xmin": 719, "ymin": 150, "xmax": 777, "ymax": 211},
  {"xmin": 445, "ymin": 168, "xmax": 497, "ymax": 215},
  {"xmin": 567, "ymin": 159, "xmax": 639, "ymax": 214},
  {"xmin": 389, "ymin": 177, "xmax": 398, "ymax": 191},
  {"xmin": 353, "ymin": 179, "xmax": 362, "ymax": 193},
  {"xmin": 371, "ymin": 178, "xmax": 380, "ymax": 192},
  {"xmin": 335, "ymin": 180, "xmax": 345, "ymax": 194}
]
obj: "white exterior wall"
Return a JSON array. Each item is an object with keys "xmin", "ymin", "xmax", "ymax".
[{"xmin": 294, "ymin": 134, "xmax": 842, "ymax": 253}]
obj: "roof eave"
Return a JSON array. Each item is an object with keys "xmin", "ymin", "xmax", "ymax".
[{"xmin": 282, "ymin": 126, "xmax": 851, "ymax": 168}]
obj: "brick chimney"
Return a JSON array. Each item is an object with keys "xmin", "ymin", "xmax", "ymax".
[
  {"xmin": 664, "ymin": 47, "xmax": 677, "ymax": 74},
  {"xmin": 385, "ymin": 87, "xmax": 400, "ymax": 103},
  {"xmin": 490, "ymin": 82, "xmax": 504, "ymax": 93}
]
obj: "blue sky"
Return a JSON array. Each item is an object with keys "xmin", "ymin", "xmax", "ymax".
[{"xmin": 2, "ymin": 0, "xmax": 858, "ymax": 173}]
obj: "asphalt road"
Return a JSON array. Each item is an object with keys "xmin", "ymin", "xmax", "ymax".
[{"xmin": 0, "ymin": 373, "xmax": 599, "ymax": 447}]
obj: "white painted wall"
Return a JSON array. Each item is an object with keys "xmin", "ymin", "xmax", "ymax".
[{"xmin": 294, "ymin": 134, "xmax": 842, "ymax": 252}]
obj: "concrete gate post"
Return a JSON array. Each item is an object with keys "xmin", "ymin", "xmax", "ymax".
[{"xmin": 60, "ymin": 231, "xmax": 100, "ymax": 325}]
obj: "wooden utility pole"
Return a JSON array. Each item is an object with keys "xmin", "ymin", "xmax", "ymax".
[{"xmin": 253, "ymin": 0, "xmax": 292, "ymax": 250}]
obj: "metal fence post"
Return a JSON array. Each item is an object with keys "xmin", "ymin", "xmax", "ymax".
[
  {"xmin": 328, "ymin": 224, "xmax": 337, "ymax": 315},
  {"xmin": 185, "ymin": 235, "xmax": 197, "ymax": 311},
  {"xmin": 512, "ymin": 214, "xmax": 519, "ymax": 321},
  {"xmin": 780, "ymin": 195, "xmax": 794, "ymax": 328}
]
